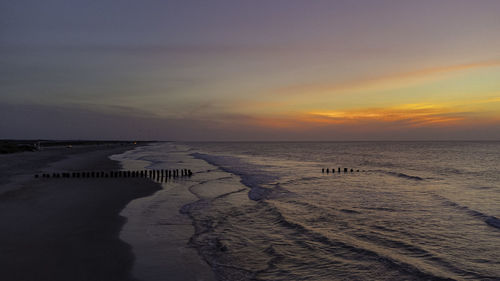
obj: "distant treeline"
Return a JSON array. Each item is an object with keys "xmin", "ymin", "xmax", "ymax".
[{"xmin": 0, "ymin": 140, "xmax": 152, "ymax": 154}]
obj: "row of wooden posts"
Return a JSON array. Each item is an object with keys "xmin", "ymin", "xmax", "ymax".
[
  {"xmin": 322, "ymin": 168, "xmax": 364, "ymax": 173},
  {"xmin": 35, "ymin": 169, "xmax": 193, "ymax": 179}
]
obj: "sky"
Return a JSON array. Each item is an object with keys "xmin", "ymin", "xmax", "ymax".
[{"xmin": 1, "ymin": 0, "xmax": 500, "ymax": 140}]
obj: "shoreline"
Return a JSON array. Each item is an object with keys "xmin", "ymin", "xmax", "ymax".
[
  {"xmin": 117, "ymin": 142, "xmax": 217, "ymax": 281},
  {"xmin": 0, "ymin": 144, "xmax": 161, "ymax": 281}
]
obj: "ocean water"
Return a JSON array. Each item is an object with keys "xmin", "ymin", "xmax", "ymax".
[{"xmin": 115, "ymin": 142, "xmax": 500, "ymax": 281}]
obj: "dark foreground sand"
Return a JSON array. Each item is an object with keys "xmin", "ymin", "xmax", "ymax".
[{"xmin": 0, "ymin": 144, "xmax": 161, "ymax": 281}]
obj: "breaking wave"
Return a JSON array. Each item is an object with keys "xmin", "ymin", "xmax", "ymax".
[{"xmin": 191, "ymin": 152, "xmax": 282, "ymax": 200}]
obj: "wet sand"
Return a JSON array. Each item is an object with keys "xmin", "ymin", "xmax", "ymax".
[{"xmin": 0, "ymin": 144, "xmax": 161, "ymax": 281}]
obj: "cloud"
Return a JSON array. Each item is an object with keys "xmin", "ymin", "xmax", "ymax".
[
  {"xmin": 233, "ymin": 99, "xmax": 500, "ymax": 133},
  {"xmin": 307, "ymin": 103, "xmax": 466, "ymax": 127},
  {"xmin": 270, "ymin": 59, "xmax": 500, "ymax": 97}
]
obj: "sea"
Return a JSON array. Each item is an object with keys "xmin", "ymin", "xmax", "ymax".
[{"xmin": 112, "ymin": 141, "xmax": 500, "ymax": 281}]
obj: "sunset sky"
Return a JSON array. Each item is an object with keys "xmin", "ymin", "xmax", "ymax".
[{"xmin": 1, "ymin": 0, "xmax": 500, "ymax": 140}]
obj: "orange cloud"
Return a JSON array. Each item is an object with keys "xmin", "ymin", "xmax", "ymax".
[
  {"xmin": 215, "ymin": 95, "xmax": 500, "ymax": 131},
  {"xmin": 239, "ymin": 103, "xmax": 481, "ymax": 129},
  {"xmin": 307, "ymin": 103, "xmax": 467, "ymax": 127},
  {"xmin": 271, "ymin": 59, "xmax": 500, "ymax": 97}
]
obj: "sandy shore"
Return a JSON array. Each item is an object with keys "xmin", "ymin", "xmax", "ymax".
[{"xmin": 0, "ymin": 144, "xmax": 161, "ymax": 281}]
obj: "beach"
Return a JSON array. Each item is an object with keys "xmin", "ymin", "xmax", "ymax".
[
  {"xmin": 1, "ymin": 141, "xmax": 499, "ymax": 281},
  {"xmin": 0, "ymin": 144, "xmax": 161, "ymax": 281}
]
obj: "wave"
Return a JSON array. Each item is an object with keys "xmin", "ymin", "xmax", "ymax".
[
  {"xmin": 485, "ymin": 217, "xmax": 500, "ymax": 229},
  {"xmin": 385, "ymin": 171, "xmax": 424, "ymax": 181},
  {"xmin": 434, "ymin": 194, "xmax": 500, "ymax": 230},
  {"xmin": 261, "ymin": 198, "xmax": 494, "ymax": 280},
  {"xmin": 340, "ymin": 209, "xmax": 361, "ymax": 214},
  {"xmin": 468, "ymin": 185, "xmax": 496, "ymax": 190},
  {"xmin": 191, "ymin": 152, "xmax": 284, "ymax": 201},
  {"xmin": 361, "ymin": 206, "xmax": 397, "ymax": 212},
  {"xmin": 261, "ymin": 202, "xmax": 458, "ymax": 281}
]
